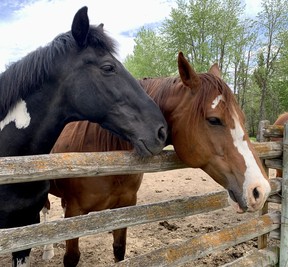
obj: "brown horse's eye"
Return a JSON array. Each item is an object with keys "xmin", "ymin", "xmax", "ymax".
[{"xmin": 207, "ymin": 117, "xmax": 223, "ymax": 126}]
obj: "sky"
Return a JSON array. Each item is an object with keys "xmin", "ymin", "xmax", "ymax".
[{"xmin": 0, "ymin": 0, "xmax": 262, "ymax": 73}]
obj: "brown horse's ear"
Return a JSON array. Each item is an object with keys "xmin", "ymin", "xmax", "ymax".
[
  {"xmin": 178, "ymin": 52, "xmax": 200, "ymax": 92},
  {"xmin": 208, "ymin": 63, "xmax": 221, "ymax": 78}
]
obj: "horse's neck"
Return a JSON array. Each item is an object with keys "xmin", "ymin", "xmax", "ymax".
[
  {"xmin": 56, "ymin": 121, "xmax": 133, "ymax": 153},
  {"xmin": 0, "ymin": 88, "xmax": 68, "ymax": 156},
  {"xmin": 143, "ymin": 78, "xmax": 187, "ymax": 145}
]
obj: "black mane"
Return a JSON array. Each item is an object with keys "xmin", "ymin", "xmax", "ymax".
[{"xmin": 0, "ymin": 25, "xmax": 117, "ymax": 121}]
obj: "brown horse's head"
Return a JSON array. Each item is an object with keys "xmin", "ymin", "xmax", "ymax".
[{"xmin": 160, "ymin": 52, "xmax": 271, "ymax": 213}]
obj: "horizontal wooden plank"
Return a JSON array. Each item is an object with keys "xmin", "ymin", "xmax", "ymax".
[
  {"xmin": 267, "ymin": 194, "xmax": 282, "ymax": 204},
  {"xmin": 0, "ymin": 142, "xmax": 283, "ymax": 185},
  {"xmin": 265, "ymin": 158, "xmax": 282, "ymax": 170},
  {"xmin": 221, "ymin": 247, "xmax": 279, "ymax": 267},
  {"xmin": 263, "ymin": 125, "xmax": 284, "ymax": 138},
  {"xmin": 269, "ymin": 178, "xmax": 282, "ymax": 195},
  {"xmin": 0, "ymin": 191, "xmax": 229, "ymax": 253},
  {"xmin": 252, "ymin": 141, "xmax": 282, "ymax": 159},
  {"xmin": 269, "ymin": 229, "xmax": 281, "ymax": 240},
  {"xmin": 0, "ymin": 150, "xmax": 188, "ymax": 185},
  {"xmin": 113, "ymin": 213, "xmax": 280, "ymax": 267},
  {"xmin": 0, "ymin": 179, "xmax": 280, "ymax": 254}
]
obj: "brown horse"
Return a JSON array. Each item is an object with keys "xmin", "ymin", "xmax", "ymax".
[
  {"xmin": 271, "ymin": 112, "xmax": 288, "ymax": 177},
  {"xmin": 45, "ymin": 52, "xmax": 271, "ymax": 267}
]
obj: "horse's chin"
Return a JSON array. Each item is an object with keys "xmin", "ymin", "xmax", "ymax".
[
  {"xmin": 132, "ymin": 141, "xmax": 154, "ymax": 157},
  {"xmin": 228, "ymin": 196, "xmax": 246, "ymax": 213},
  {"xmin": 132, "ymin": 138, "xmax": 166, "ymax": 157}
]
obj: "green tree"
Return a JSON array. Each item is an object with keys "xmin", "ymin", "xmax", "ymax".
[
  {"xmin": 124, "ymin": 28, "xmax": 175, "ymax": 78},
  {"xmin": 272, "ymin": 31, "xmax": 288, "ymax": 112},
  {"xmin": 161, "ymin": 0, "xmax": 245, "ymax": 77},
  {"xmin": 253, "ymin": 0, "xmax": 288, "ymax": 122},
  {"xmin": 125, "ymin": 0, "xmax": 248, "ymax": 79},
  {"xmin": 161, "ymin": 0, "xmax": 221, "ymax": 72},
  {"xmin": 232, "ymin": 19, "xmax": 258, "ymax": 102},
  {"xmin": 123, "ymin": 0, "xmax": 288, "ymax": 133}
]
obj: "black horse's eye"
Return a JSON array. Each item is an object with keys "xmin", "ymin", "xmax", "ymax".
[
  {"xmin": 207, "ymin": 117, "xmax": 223, "ymax": 126},
  {"xmin": 101, "ymin": 64, "xmax": 115, "ymax": 73}
]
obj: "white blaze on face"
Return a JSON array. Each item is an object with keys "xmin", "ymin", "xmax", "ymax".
[
  {"xmin": 230, "ymin": 112, "xmax": 270, "ymax": 204},
  {"xmin": 0, "ymin": 99, "xmax": 31, "ymax": 131},
  {"xmin": 211, "ymin": 95, "xmax": 223, "ymax": 109}
]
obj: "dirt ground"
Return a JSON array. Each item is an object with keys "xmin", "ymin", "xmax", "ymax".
[{"xmin": 0, "ymin": 167, "xmax": 280, "ymax": 266}]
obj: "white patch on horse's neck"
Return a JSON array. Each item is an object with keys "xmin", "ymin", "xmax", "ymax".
[
  {"xmin": 211, "ymin": 95, "xmax": 223, "ymax": 109},
  {"xmin": 0, "ymin": 99, "xmax": 31, "ymax": 131},
  {"xmin": 15, "ymin": 257, "xmax": 30, "ymax": 267},
  {"xmin": 230, "ymin": 112, "xmax": 270, "ymax": 198}
]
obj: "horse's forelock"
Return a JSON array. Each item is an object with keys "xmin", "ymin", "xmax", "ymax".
[
  {"xmin": 189, "ymin": 73, "xmax": 244, "ymax": 129},
  {"xmin": 88, "ymin": 26, "xmax": 117, "ymax": 55}
]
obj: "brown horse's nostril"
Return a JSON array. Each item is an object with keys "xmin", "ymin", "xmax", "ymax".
[
  {"xmin": 253, "ymin": 187, "xmax": 260, "ymax": 199},
  {"xmin": 158, "ymin": 126, "xmax": 167, "ymax": 143}
]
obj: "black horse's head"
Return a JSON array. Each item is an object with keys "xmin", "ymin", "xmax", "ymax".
[{"xmin": 60, "ymin": 7, "xmax": 167, "ymax": 156}]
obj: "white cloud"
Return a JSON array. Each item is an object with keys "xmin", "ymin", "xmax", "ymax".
[
  {"xmin": 0, "ymin": 0, "xmax": 261, "ymax": 73},
  {"xmin": 244, "ymin": 0, "xmax": 261, "ymax": 17},
  {"xmin": 0, "ymin": 0, "xmax": 176, "ymax": 72}
]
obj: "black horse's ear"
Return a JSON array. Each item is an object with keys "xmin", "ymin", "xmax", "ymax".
[
  {"xmin": 97, "ymin": 23, "xmax": 104, "ymax": 32},
  {"xmin": 72, "ymin": 6, "xmax": 89, "ymax": 48}
]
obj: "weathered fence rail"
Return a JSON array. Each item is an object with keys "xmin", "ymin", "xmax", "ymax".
[
  {"xmin": 0, "ymin": 141, "xmax": 282, "ymax": 185},
  {"xmin": 0, "ymin": 179, "xmax": 281, "ymax": 254},
  {"xmin": 114, "ymin": 213, "xmax": 280, "ymax": 267},
  {"xmin": 0, "ymin": 150, "xmax": 187, "ymax": 185},
  {"xmin": 0, "ymin": 122, "xmax": 287, "ymax": 266}
]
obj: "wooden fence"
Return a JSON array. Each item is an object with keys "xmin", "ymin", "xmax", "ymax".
[{"xmin": 0, "ymin": 122, "xmax": 287, "ymax": 266}]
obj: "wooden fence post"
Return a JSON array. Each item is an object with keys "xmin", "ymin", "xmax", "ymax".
[
  {"xmin": 257, "ymin": 120, "xmax": 270, "ymax": 249},
  {"xmin": 257, "ymin": 120, "xmax": 270, "ymax": 142},
  {"xmin": 280, "ymin": 122, "xmax": 288, "ymax": 267}
]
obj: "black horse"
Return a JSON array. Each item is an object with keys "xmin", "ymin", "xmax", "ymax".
[{"xmin": 0, "ymin": 6, "xmax": 167, "ymax": 267}]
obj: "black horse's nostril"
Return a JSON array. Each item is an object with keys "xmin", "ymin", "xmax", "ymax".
[
  {"xmin": 158, "ymin": 126, "xmax": 167, "ymax": 143},
  {"xmin": 253, "ymin": 187, "xmax": 260, "ymax": 199}
]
